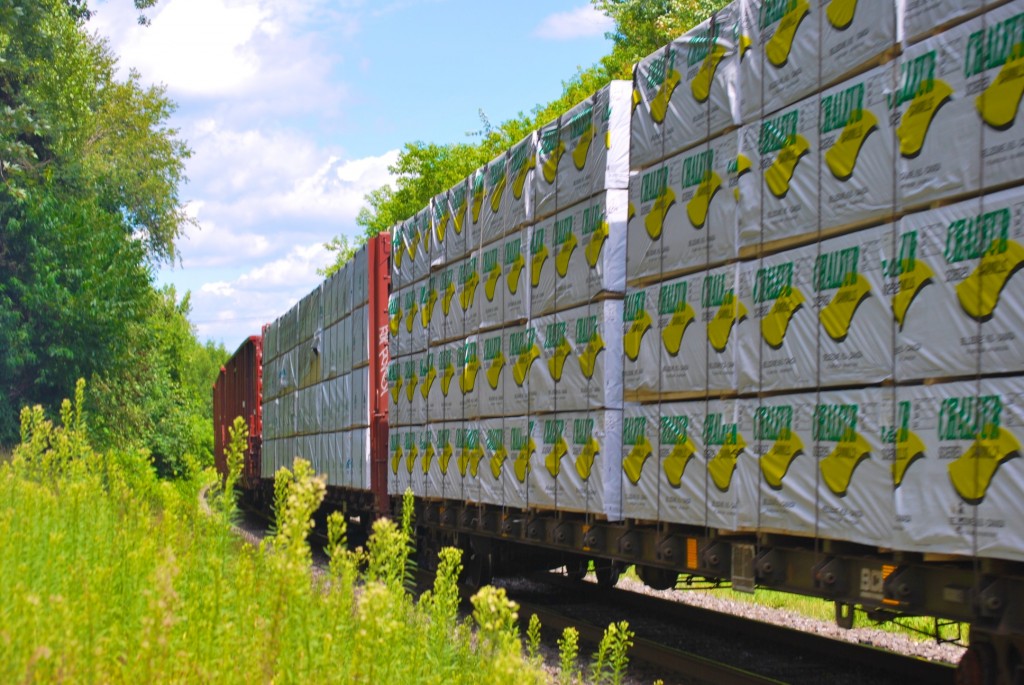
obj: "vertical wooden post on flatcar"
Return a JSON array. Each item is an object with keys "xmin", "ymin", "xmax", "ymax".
[{"xmin": 367, "ymin": 233, "xmax": 392, "ymax": 518}]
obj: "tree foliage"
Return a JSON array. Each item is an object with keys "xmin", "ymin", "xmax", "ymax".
[
  {"xmin": 322, "ymin": 0, "xmax": 726, "ymax": 273},
  {"xmin": 0, "ymin": 0, "xmax": 222, "ymax": 474}
]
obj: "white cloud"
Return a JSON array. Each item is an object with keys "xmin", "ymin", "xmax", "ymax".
[{"xmin": 533, "ymin": 5, "xmax": 614, "ymax": 40}]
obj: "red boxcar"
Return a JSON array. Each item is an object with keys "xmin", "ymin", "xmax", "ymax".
[{"xmin": 213, "ymin": 335, "xmax": 263, "ymax": 489}]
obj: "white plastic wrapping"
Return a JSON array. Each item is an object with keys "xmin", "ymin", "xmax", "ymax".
[
  {"xmin": 504, "ymin": 415, "xmax": 533, "ymax": 509},
  {"xmin": 551, "ymin": 191, "xmax": 628, "ymax": 312},
  {"xmin": 892, "ymin": 187, "xmax": 1024, "ymax": 380},
  {"xmin": 740, "ymin": 0, "xmax": 819, "ymax": 122},
  {"xmin": 738, "ymin": 95, "xmax": 820, "ymax": 250},
  {"xmin": 536, "ymin": 82, "xmax": 632, "ymax": 217},
  {"xmin": 819, "ymin": 64, "xmax": 897, "ymax": 233},
  {"xmin": 478, "ymin": 328, "xmax": 506, "ymax": 418},
  {"xmin": 430, "ymin": 189, "xmax": 451, "ymax": 270},
  {"xmin": 432, "ymin": 262, "xmax": 462, "ymax": 344},
  {"xmin": 896, "ymin": 20, "xmax": 980, "ymax": 209},
  {"xmin": 549, "ymin": 410, "xmax": 624, "ymax": 520},
  {"xmin": 502, "ymin": 228, "xmax": 530, "ymax": 324},
  {"xmin": 421, "ymin": 347, "xmax": 444, "ymax": 425},
  {"xmin": 479, "ymin": 239, "xmax": 505, "ymax": 331},
  {"xmin": 388, "ymin": 427, "xmax": 405, "ymax": 496},
  {"xmin": 971, "ymin": 5, "xmax": 1024, "ymax": 191},
  {"xmin": 479, "ymin": 151, "xmax": 508, "ymax": 248},
  {"xmin": 902, "ymin": 0, "xmax": 982, "ymax": 44},
  {"xmin": 403, "ymin": 354, "xmax": 424, "ymax": 426},
  {"xmin": 504, "ymin": 324, "xmax": 534, "ymax": 416},
  {"xmin": 663, "ymin": 4, "xmax": 743, "ymax": 157},
  {"xmin": 456, "ymin": 423, "xmax": 483, "ymax": 503},
  {"xmin": 815, "ymin": 225, "xmax": 894, "ymax": 386},
  {"xmin": 456, "ymin": 335, "xmax": 480, "ymax": 419},
  {"xmin": 819, "ymin": 0, "xmax": 896, "ymax": 89},
  {"xmin": 627, "ymin": 132, "xmax": 739, "ymax": 284},
  {"xmin": 417, "ymin": 275, "xmax": 438, "ymax": 349},
  {"xmin": 447, "ymin": 178, "xmax": 470, "ymax": 263},
  {"xmin": 532, "ymin": 415, "xmax": 562, "ymax": 510},
  {"xmin": 409, "ymin": 208, "xmax": 431, "ymax": 285},
  {"xmin": 891, "ymin": 378, "xmax": 1024, "ymax": 562},
  {"xmin": 387, "ymin": 357, "xmax": 405, "ymax": 427},
  {"xmin": 621, "ymin": 403, "xmax": 660, "ymax": 520},
  {"xmin": 480, "ymin": 417, "xmax": 506, "ymax": 506},
  {"xmin": 622, "ymin": 286, "xmax": 662, "ymax": 396},
  {"xmin": 530, "ymin": 213, "xmax": 557, "ymax": 316},
  {"xmin": 504, "ymin": 132, "xmax": 536, "ymax": 233},
  {"xmin": 538, "ymin": 300, "xmax": 625, "ymax": 412},
  {"xmin": 456, "ymin": 250, "xmax": 481, "ymax": 335},
  {"xmin": 403, "ymin": 285, "xmax": 426, "ymax": 355},
  {"xmin": 438, "ymin": 339, "xmax": 463, "ymax": 422}
]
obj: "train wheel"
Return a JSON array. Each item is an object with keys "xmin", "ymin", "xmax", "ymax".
[
  {"xmin": 565, "ymin": 557, "xmax": 589, "ymax": 582},
  {"xmin": 956, "ymin": 642, "xmax": 996, "ymax": 685},
  {"xmin": 595, "ymin": 560, "xmax": 621, "ymax": 589},
  {"xmin": 637, "ymin": 565, "xmax": 678, "ymax": 591},
  {"xmin": 462, "ymin": 536, "xmax": 493, "ymax": 591}
]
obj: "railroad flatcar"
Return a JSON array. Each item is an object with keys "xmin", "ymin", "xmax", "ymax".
[{"xmin": 214, "ymin": 1, "xmax": 1024, "ymax": 682}]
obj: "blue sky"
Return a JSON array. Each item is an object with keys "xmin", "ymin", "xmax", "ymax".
[{"xmin": 91, "ymin": 0, "xmax": 616, "ymax": 347}]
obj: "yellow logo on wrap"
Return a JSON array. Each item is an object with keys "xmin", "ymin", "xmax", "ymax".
[
  {"xmin": 648, "ymin": 49, "xmax": 681, "ymax": 124},
  {"xmin": 488, "ymin": 164, "xmax": 506, "ymax": 216},
  {"xmin": 705, "ymin": 413, "xmax": 746, "ymax": 492},
  {"xmin": 821, "ymin": 82, "xmax": 877, "ymax": 182},
  {"xmin": 566, "ymin": 103, "xmax": 596, "ymax": 171},
  {"xmin": 483, "ymin": 335, "xmax": 505, "ymax": 390},
  {"xmin": 405, "ymin": 441, "xmax": 418, "ymax": 476},
  {"xmin": 530, "ymin": 227, "xmax": 549, "ymax": 288},
  {"xmin": 941, "ymin": 395, "xmax": 1022, "ymax": 504},
  {"xmin": 825, "ymin": 0, "xmax": 857, "ymax": 30},
  {"xmin": 458, "ymin": 259, "xmax": 479, "ymax": 313},
  {"xmin": 623, "ymin": 291, "xmax": 652, "ymax": 362},
  {"xmin": 814, "ymin": 403, "xmax": 870, "ymax": 497},
  {"xmin": 756, "ymin": 405, "xmax": 802, "ymax": 489},
  {"xmin": 763, "ymin": 0, "xmax": 809, "ymax": 68},
  {"xmin": 571, "ymin": 417, "xmax": 599, "ymax": 481},
  {"xmin": 815, "ymin": 246, "xmax": 869, "ymax": 342},
  {"xmin": 438, "ymin": 349, "xmax": 454, "ymax": 398},
  {"xmin": 639, "ymin": 165, "xmax": 675, "ymax": 241},
  {"xmin": 390, "ymin": 440, "xmax": 403, "ymax": 476},
  {"xmin": 622, "ymin": 416, "xmax": 651, "ymax": 485},
  {"xmin": 682, "ymin": 148, "xmax": 720, "ymax": 229},
  {"xmin": 419, "ymin": 359, "xmax": 436, "ymax": 400},
  {"xmin": 732, "ymin": 154, "xmax": 752, "ymax": 201},
  {"xmin": 885, "ymin": 231, "xmax": 933, "ymax": 328},
  {"xmin": 553, "ymin": 216, "xmax": 577, "ymax": 278},
  {"xmin": 956, "ymin": 242, "xmax": 1024, "ymax": 321},
  {"xmin": 967, "ymin": 16, "xmax": 1024, "ymax": 130},
  {"xmin": 511, "ymin": 140, "xmax": 536, "ymax": 200},
  {"xmin": 388, "ymin": 363, "xmax": 403, "ymax": 405},
  {"xmin": 512, "ymin": 425, "xmax": 536, "ymax": 482},
  {"xmin": 883, "ymin": 401, "xmax": 927, "ymax": 487},
  {"xmin": 543, "ymin": 419, "xmax": 568, "ymax": 478},
  {"xmin": 666, "ymin": 443, "xmax": 697, "ymax": 487},
  {"xmin": 691, "ymin": 44, "xmax": 726, "ymax": 104},
  {"xmin": 540, "ymin": 127, "xmax": 564, "ymax": 185},
  {"xmin": 759, "ymin": 110, "xmax": 808, "ymax": 199},
  {"xmin": 545, "ymin": 321, "xmax": 571, "ymax": 382},
  {"xmin": 459, "ymin": 345, "xmax": 480, "ymax": 395},
  {"xmin": 471, "ymin": 172, "xmax": 485, "ymax": 225},
  {"xmin": 483, "ymin": 250, "xmax": 501, "ymax": 303},
  {"xmin": 437, "ymin": 429, "xmax": 453, "ymax": 475},
  {"xmin": 489, "ymin": 444, "xmax": 508, "ymax": 480},
  {"xmin": 457, "ymin": 437, "xmax": 484, "ymax": 478},
  {"xmin": 891, "ymin": 52, "xmax": 950, "ymax": 158},
  {"xmin": 422, "ymin": 441, "xmax": 435, "ymax": 475},
  {"xmin": 703, "ymin": 272, "xmax": 745, "ymax": 352}
]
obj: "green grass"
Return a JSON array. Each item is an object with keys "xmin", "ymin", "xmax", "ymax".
[{"xmin": 0, "ymin": 386, "xmax": 556, "ymax": 684}]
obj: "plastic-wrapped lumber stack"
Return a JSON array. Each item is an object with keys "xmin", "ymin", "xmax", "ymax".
[
  {"xmin": 262, "ymin": 244, "xmax": 372, "ymax": 490},
  {"xmin": 387, "ymin": 81, "xmax": 633, "ymax": 522},
  {"xmin": 622, "ymin": 0, "xmax": 1024, "ymax": 562}
]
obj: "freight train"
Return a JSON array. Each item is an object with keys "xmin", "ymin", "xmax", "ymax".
[{"xmin": 214, "ymin": 0, "xmax": 1024, "ymax": 682}]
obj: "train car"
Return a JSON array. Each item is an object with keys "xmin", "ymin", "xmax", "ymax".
[
  {"xmin": 214, "ymin": 1, "xmax": 1024, "ymax": 681},
  {"xmin": 213, "ymin": 335, "xmax": 263, "ymax": 490}
]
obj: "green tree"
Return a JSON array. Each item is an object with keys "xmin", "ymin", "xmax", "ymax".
[{"xmin": 0, "ymin": 0, "xmax": 200, "ymax": 463}]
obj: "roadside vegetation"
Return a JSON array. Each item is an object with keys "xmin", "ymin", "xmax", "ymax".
[{"xmin": 1, "ymin": 385, "xmax": 639, "ymax": 684}]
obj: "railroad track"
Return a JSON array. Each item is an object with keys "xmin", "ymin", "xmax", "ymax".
[
  {"xmin": 226, "ymin": 495, "xmax": 955, "ymax": 684},
  {"xmin": 499, "ymin": 573, "xmax": 956, "ymax": 685}
]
